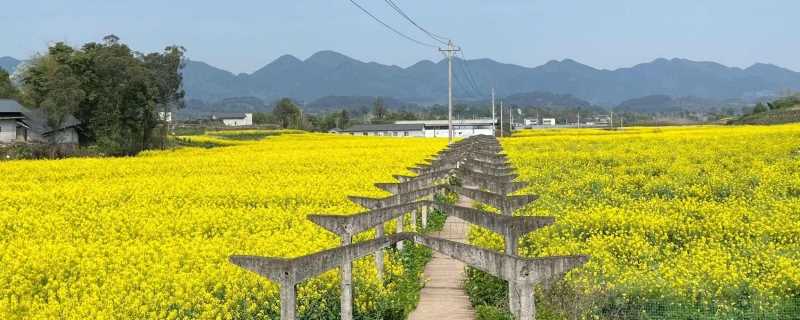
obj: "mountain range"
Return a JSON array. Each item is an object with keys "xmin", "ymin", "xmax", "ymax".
[{"xmin": 3, "ymin": 51, "xmax": 800, "ymax": 109}]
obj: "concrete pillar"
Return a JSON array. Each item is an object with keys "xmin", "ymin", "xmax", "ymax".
[
  {"xmin": 396, "ymin": 215, "xmax": 404, "ymax": 251},
  {"xmin": 375, "ymin": 223, "xmax": 384, "ymax": 281},
  {"xmin": 410, "ymin": 209, "xmax": 417, "ymax": 232},
  {"xmin": 341, "ymin": 234, "xmax": 353, "ymax": 320},
  {"xmin": 506, "ymin": 232, "xmax": 520, "ymax": 318},
  {"xmin": 280, "ymin": 282, "xmax": 297, "ymax": 320},
  {"xmin": 518, "ymin": 282, "xmax": 535, "ymax": 320},
  {"xmin": 421, "ymin": 205, "xmax": 428, "ymax": 229}
]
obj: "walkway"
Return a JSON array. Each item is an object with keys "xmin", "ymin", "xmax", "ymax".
[{"xmin": 408, "ymin": 197, "xmax": 475, "ymax": 320}]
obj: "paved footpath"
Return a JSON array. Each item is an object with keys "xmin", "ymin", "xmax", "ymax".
[{"xmin": 408, "ymin": 197, "xmax": 475, "ymax": 320}]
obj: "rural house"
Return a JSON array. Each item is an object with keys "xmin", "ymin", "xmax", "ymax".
[
  {"xmin": 211, "ymin": 113, "xmax": 253, "ymax": 127},
  {"xmin": 340, "ymin": 123, "xmax": 425, "ymax": 137},
  {"xmin": 0, "ymin": 99, "xmax": 81, "ymax": 145}
]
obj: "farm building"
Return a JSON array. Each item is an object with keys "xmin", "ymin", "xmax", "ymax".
[
  {"xmin": 0, "ymin": 99, "xmax": 81, "ymax": 145},
  {"xmin": 340, "ymin": 123, "xmax": 425, "ymax": 137},
  {"xmin": 396, "ymin": 119, "xmax": 496, "ymax": 138},
  {"xmin": 212, "ymin": 113, "xmax": 253, "ymax": 126},
  {"xmin": 340, "ymin": 119, "xmax": 497, "ymax": 138}
]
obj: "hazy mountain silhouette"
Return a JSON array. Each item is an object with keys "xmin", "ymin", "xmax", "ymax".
[
  {"xmin": 6, "ymin": 51, "xmax": 800, "ymax": 108},
  {"xmin": 177, "ymin": 52, "xmax": 800, "ymax": 106},
  {"xmin": 0, "ymin": 56, "xmax": 21, "ymax": 73}
]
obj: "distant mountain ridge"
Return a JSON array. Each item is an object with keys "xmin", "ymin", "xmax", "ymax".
[
  {"xmin": 6, "ymin": 51, "xmax": 800, "ymax": 107},
  {"xmin": 0, "ymin": 56, "xmax": 21, "ymax": 73},
  {"xmin": 180, "ymin": 51, "xmax": 800, "ymax": 106}
]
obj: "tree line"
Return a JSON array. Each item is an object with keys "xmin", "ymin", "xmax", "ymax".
[{"xmin": 0, "ymin": 35, "xmax": 185, "ymax": 155}]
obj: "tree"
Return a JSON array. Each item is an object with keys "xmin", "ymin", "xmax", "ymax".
[
  {"xmin": 0, "ymin": 69, "xmax": 19, "ymax": 99},
  {"xmin": 273, "ymin": 98, "xmax": 300, "ymax": 129},
  {"xmin": 752, "ymin": 102, "xmax": 768, "ymax": 114},
  {"xmin": 372, "ymin": 97, "xmax": 387, "ymax": 121},
  {"xmin": 252, "ymin": 112, "xmax": 275, "ymax": 125},
  {"xmin": 340, "ymin": 109, "xmax": 350, "ymax": 128},
  {"xmin": 20, "ymin": 37, "xmax": 185, "ymax": 155},
  {"xmin": 143, "ymin": 46, "xmax": 187, "ymax": 149},
  {"xmin": 20, "ymin": 45, "xmax": 85, "ymax": 135}
]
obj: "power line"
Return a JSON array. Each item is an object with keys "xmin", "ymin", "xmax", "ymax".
[
  {"xmin": 346, "ymin": 0, "xmax": 438, "ymax": 48},
  {"xmin": 458, "ymin": 50, "xmax": 484, "ymax": 98},
  {"xmin": 383, "ymin": 0, "xmax": 450, "ymax": 45}
]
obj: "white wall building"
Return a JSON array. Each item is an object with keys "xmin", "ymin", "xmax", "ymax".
[
  {"xmin": 212, "ymin": 113, "xmax": 253, "ymax": 127},
  {"xmin": 340, "ymin": 124, "xmax": 425, "ymax": 137},
  {"xmin": 541, "ymin": 118, "xmax": 557, "ymax": 126},
  {"xmin": 395, "ymin": 119, "xmax": 496, "ymax": 138}
]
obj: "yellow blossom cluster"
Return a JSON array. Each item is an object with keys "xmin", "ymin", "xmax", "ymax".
[
  {"xmin": 0, "ymin": 133, "xmax": 446, "ymax": 319},
  {"xmin": 471, "ymin": 125, "xmax": 800, "ymax": 313}
]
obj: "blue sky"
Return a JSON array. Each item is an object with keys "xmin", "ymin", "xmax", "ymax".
[{"xmin": 1, "ymin": 0, "xmax": 797, "ymax": 73}]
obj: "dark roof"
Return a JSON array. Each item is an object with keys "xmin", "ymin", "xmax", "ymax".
[
  {"xmin": 0, "ymin": 99, "xmax": 25, "ymax": 113},
  {"xmin": 341, "ymin": 124, "xmax": 425, "ymax": 132},
  {"xmin": 0, "ymin": 99, "xmax": 81, "ymax": 134},
  {"xmin": 212, "ymin": 113, "xmax": 249, "ymax": 120}
]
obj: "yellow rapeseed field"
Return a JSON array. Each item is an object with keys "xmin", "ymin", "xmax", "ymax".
[
  {"xmin": 0, "ymin": 133, "xmax": 447, "ymax": 319},
  {"xmin": 471, "ymin": 125, "xmax": 800, "ymax": 315}
]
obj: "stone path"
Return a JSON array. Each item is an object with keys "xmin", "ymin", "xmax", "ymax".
[{"xmin": 408, "ymin": 197, "xmax": 475, "ymax": 320}]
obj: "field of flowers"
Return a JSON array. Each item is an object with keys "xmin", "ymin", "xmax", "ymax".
[
  {"xmin": 0, "ymin": 133, "xmax": 447, "ymax": 319},
  {"xmin": 470, "ymin": 125, "xmax": 800, "ymax": 318}
]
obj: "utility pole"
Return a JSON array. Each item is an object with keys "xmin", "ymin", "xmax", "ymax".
[
  {"xmin": 439, "ymin": 40, "xmax": 461, "ymax": 144},
  {"xmin": 577, "ymin": 111, "xmax": 581, "ymax": 128},
  {"xmin": 509, "ymin": 107, "xmax": 513, "ymax": 134},
  {"xmin": 491, "ymin": 88, "xmax": 496, "ymax": 136},
  {"xmin": 500, "ymin": 100, "xmax": 504, "ymax": 137}
]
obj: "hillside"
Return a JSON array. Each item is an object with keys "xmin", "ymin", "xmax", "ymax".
[
  {"xmin": 176, "ymin": 53, "xmax": 800, "ymax": 106},
  {"xmin": 731, "ymin": 105, "xmax": 800, "ymax": 125},
  {"xmin": 6, "ymin": 51, "xmax": 800, "ymax": 108},
  {"xmin": 0, "ymin": 57, "xmax": 21, "ymax": 73}
]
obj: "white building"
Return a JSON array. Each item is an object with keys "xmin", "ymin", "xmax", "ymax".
[
  {"xmin": 0, "ymin": 99, "xmax": 81, "ymax": 145},
  {"xmin": 541, "ymin": 118, "xmax": 557, "ymax": 126},
  {"xmin": 212, "ymin": 113, "xmax": 253, "ymax": 127},
  {"xmin": 395, "ymin": 119, "xmax": 496, "ymax": 138},
  {"xmin": 523, "ymin": 118, "xmax": 538, "ymax": 126},
  {"xmin": 158, "ymin": 112, "xmax": 173, "ymax": 123},
  {"xmin": 340, "ymin": 124, "xmax": 425, "ymax": 137}
]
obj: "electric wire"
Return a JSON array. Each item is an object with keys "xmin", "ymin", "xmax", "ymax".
[
  {"xmin": 383, "ymin": 0, "xmax": 450, "ymax": 45},
  {"xmin": 346, "ymin": 0, "xmax": 439, "ymax": 48}
]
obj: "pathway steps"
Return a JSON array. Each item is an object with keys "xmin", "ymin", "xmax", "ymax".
[{"xmin": 408, "ymin": 196, "xmax": 475, "ymax": 320}]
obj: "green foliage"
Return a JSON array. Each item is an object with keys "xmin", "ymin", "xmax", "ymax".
[
  {"xmin": 0, "ymin": 69, "xmax": 19, "ymax": 99},
  {"xmin": 465, "ymin": 268, "xmax": 508, "ymax": 308},
  {"xmin": 372, "ymin": 97, "xmax": 387, "ymax": 120},
  {"xmin": 273, "ymin": 98, "xmax": 301, "ymax": 129},
  {"xmin": 19, "ymin": 37, "xmax": 186, "ymax": 155},
  {"xmin": 352, "ymin": 244, "xmax": 432, "ymax": 320},
  {"xmin": 252, "ymin": 112, "xmax": 275, "ymax": 125},
  {"xmin": 753, "ymin": 102, "xmax": 768, "ymax": 113},
  {"xmin": 475, "ymin": 305, "xmax": 513, "ymax": 320}
]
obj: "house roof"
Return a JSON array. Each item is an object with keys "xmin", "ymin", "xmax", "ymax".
[
  {"xmin": 395, "ymin": 119, "xmax": 497, "ymax": 126},
  {"xmin": 213, "ymin": 113, "xmax": 249, "ymax": 120},
  {"xmin": 0, "ymin": 99, "xmax": 81, "ymax": 134},
  {"xmin": 0, "ymin": 99, "xmax": 25, "ymax": 113},
  {"xmin": 341, "ymin": 124, "xmax": 425, "ymax": 132}
]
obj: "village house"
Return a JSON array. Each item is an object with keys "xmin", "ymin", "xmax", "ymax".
[
  {"xmin": 211, "ymin": 113, "xmax": 253, "ymax": 127},
  {"xmin": 0, "ymin": 99, "xmax": 81, "ymax": 145}
]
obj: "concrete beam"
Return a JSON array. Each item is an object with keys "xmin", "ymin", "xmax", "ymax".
[
  {"xmin": 412, "ymin": 235, "xmax": 589, "ymax": 284},
  {"xmin": 375, "ymin": 169, "xmax": 453, "ymax": 194},
  {"xmin": 230, "ymin": 233, "xmax": 413, "ymax": 285},
  {"xmin": 461, "ymin": 163, "xmax": 515, "ymax": 177},
  {"xmin": 447, "ymin": 186, "xmax": 538, "ymax": 215},
  {"xmin": 426, "ymin": 202, "xmax": 554, "ymax": 237},
  {"xmin": 457, "ymin": 170, "xmax": 527, "ymax": 194},
  {"xmin": 308, "ymin": 201, "xmax": 423, "ymax": 236},
  {"xmin": 456, "ymin": 167, "xmax": 518, "ymax": 183},
  {"xmin": 348, "ymin": 185, "xmax": 444, "ymax": 209}
]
